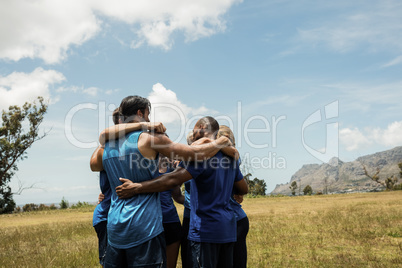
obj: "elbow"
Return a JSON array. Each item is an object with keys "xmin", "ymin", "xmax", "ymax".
[
  {"xmin": 235, "ymin": 183, "xmax": 248, "ymax": 195},
  {"xmin": 237, "ymin": 188, "xmax": 248, "ymax": 196},
  {"xmin": 90, "ymin": 159, "xmax": 102, "ymax": 172},
  {"xmin": 242, "ymin": 187, "xmax": 248, "ymax": 195}
]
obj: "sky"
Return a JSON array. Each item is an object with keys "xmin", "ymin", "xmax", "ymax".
[{"xmin": 1, "ymin": 0, "xmax": 402, "ymax": 205}]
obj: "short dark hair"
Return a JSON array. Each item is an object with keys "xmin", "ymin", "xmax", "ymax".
[
  {"xmin": 119, "ymin": 95, "xmax": 151, "ymax": 122},
  {"xmin": 198, "ymin": 116, "xmax": 219, "ymax": 136},
  {"xmin": 112, "ymin": 108, "xmax": 121, "ymax": 125}
]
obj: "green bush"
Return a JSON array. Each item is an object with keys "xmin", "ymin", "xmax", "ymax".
[
  {"xmin": 23, "ymin": 203, "xmax": 39, "ymax": 212},
  {"xmin": 59, "ymin": 197, "xmax": 69, "ymax": 209},
  {"xmin": 71, "ymin": 201, "xmax": 91, "ymax": 209},
  {"xmin": 38, "ymin": 204, "xmax": 49, "ymax": 210}
]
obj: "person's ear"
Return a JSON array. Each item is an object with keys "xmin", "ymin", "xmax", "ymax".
[{"xmin": 136, "ymin": 110, "xmax": 144, "ymax": 119}]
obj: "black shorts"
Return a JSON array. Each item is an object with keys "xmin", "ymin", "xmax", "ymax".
[
  {"xmin": 163, "ymin": 222, "xmax": 182, "ymax": 245},
  {"xmin": 190, "ymin": 241, "xmax": 235, "ymax": 268}
]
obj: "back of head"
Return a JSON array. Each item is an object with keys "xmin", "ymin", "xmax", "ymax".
[
  {"xmin": 186, "ymin": 131, "xmax": 194, "ymax": 145},
  {"xmin": 119, "ymin": 95, "xmax": 151, "ymax": 122},
  {"xmin": 112, "ymin": 107, "xmax": 122, "ymax": 125},
  {"xmin": 196, "ymin": 116, "xmax": 219, "ymax": 138},
  {"xmin": 217, "ymin": 125, "xmax": 235, "ymax": 147}
]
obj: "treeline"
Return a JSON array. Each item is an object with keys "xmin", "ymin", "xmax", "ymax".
[{"xmin": 13, "ymin": 198, "xmax": 92, "ymax": 213}]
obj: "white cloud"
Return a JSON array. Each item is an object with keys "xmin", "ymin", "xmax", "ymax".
[
  {"xmin": 340, "ymin": 121, "xmax": 402, "ymax": 151},
  {"xmin": 105, "ymin": 89, "xmax": 120, "ymax": 95},
  {"xmin": 82, "ymin": 87, "xmax": 100, "ymax": 97},
  {"xmin": 339, "ymin": 127, "xmax": 371, "ymax": 151},
  {"xmin": 95, "ymin": 0, "xmax": 241, "ymax": 49},
  {"xmin": 381, "ymin": 55, "xmax": 402, "ymax": 68},
  {"xmin": 148, "ymin": 83, "xmax": 214, "ymax": 124},
  {"xmin": 0, "ymin": 67, "xmax": 65, "ymax": 110},
  {"xmin": 57, "ymin": 85, "xmax": 101, "ymax": 96},
  {"xmin": 0, "ymin": 0, "xmax": 100, "ymax": 64},
  {"xmin": 371, "ymin": 121, "xmax": 402, "ymax": 147},
  {"xmin": 323, "ymin": 81, "xmax": 402, "ymax": 113},
  {"xmin": 0, "ymin": 0, "xmax": 241, "ymax": 63},
  {"xmin": 298, "ymin": 1, "xmax": 402, "ymax": 53}
]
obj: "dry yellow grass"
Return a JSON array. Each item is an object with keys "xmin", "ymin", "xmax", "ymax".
[
  {"xmin": 0, "ymin": 192, "xmax": 401, "ymax": 267},
  {"xmin": 243, "ymin": 191, "xmax": 402, "ymax": 267}
]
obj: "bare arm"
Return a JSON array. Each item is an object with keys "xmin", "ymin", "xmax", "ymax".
[
  {"xmin": 99, "ymin": 122, "xmax": 166, "ymax": 145},
  {"xmin": 116, "ymin": 167, "xmax": 192, "ymax": 199},
  {"xmin": 191, "ymin": 137, "xmax": 239, "ymax": 160},
  {"xmin": 90, "ymin": 146, "xmax": 104, "ymax": 171},
  {"xmin": 171, "ymin": 185, "xmax": 184, "ymax": 204},
  {"xmin": 234, "ymin": 178, "xmax": 248, "ymax": 195},
  {"xmin": 146, "ymin": 134, "xmax": 231, "ymax": 162}
]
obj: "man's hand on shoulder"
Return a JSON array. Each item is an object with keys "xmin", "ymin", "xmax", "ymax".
[
  {"xmin": 115, "ymin": 178, "xmax": 142, "ymax": 199},
  {"xmin": 215, "ymin": 136, "xmax": 231, "ymax": 148},
  {"xmin": 143, "ymin": 122, "xmax": 166, "ymax": 133}
]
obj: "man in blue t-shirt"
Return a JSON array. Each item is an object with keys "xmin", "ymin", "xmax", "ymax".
[{"xmin": 116, "ymin": 116, "xmax": 248, "ymax": 268}]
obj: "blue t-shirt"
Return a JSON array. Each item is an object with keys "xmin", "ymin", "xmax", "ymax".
[
  {"xmin": 92, "ymin": 171, "xmax": 112, "ymax": 226},
  {"xmin": 103, "ymin": 130, "xmax": 163, "ymax": 249},
  {"xmin": 230, "ymin": 158, "xmax": 247, "ymax": 221},
  {"xmin": 160, "ymin": 189, "xmax": 180, "ymax": 223},
  {"xmin": 183, "ymin": 180, "xmax": 191, "ymax": 219},
  {"xmin": 179, "ymin": 151, "xmax": 243, "ymax": 243},
  {"xmin": 229, "ymin": 196, "xmax": 247, "ymax": 221}
]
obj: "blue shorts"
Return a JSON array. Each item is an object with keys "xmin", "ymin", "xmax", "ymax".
[
  {"xmin": 94, "ymin": 221, "xmax": 108, "ymax": 266},
  {"xmin": 104, "ymin": 233, "xmax": 166, "ymax": 268},
  {"xmin": 190, "ymin": 241, "xmax": 234, "ymax": 268}
]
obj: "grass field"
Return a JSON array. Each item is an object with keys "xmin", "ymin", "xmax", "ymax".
[{"xmin": 0, "ymin": 191, "xmax": 401, "ymax": 267}]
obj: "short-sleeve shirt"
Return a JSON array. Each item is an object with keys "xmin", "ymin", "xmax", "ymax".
[
  {"xmin": 179, "ymin": 151, "xmax": 243, "ymax": 243},
  {"xmin": 160, "ymin": 189, "xmax": 180, "ymax": 223},
  {"xmin": 92, "ymin": 171, "xmax": 112, "ymax": 226}
]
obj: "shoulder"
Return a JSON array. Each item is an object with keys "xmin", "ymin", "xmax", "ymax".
[{"xmin": 139, "ymin": 132, "xmax": 170, "ymax": 144}]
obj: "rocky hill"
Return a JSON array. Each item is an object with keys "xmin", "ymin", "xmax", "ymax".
[{"xmin": 271, "ymin": 146, "xmax": 402, "ymax": 195}]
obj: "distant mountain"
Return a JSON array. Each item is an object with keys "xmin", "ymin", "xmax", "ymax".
[{"xmin": 271, "ymin": 146, "xmax": 402, "ymax": 195}]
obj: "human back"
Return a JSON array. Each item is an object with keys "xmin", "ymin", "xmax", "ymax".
[
  {"xmin": 187, "ymin": 150, "xmax": 241, "ymax": 243},
  {"xmin": 103, "ymin": 130, "xmax": 163, "ymax": 249}
]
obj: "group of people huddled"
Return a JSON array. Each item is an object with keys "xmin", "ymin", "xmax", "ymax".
[{"xmin": 90, "ymin": 95, "xmax": 249, "ymax": 268}]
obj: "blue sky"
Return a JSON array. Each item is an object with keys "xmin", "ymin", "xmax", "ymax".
[{"xmin": 1, "ymin": 0, "xmax": 402, "ymax": 205}]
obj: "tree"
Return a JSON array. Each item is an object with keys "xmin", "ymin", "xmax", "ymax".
[
  {"xmin": 303, "ymin": 185, "xmax": 313, "ymax": 195},
  {"xmin": 399, "ymin": 162, "xmax": 402, "ymax": 178},
  {"xmin": 0, "ymin": 186, "xmax": 15, "ymax": 214},
  {"xmin": 248, "ymin": 177, "xmax": 267, "ymax": 196},
  {"xmin": 0, "ymin": 97, "xmax": 48, "ymax": 214},
  {"xmin": 289, "ymin": 181, "xmax": 297, "ymax": 196},
  {"xmin": 59, "ymin": 197, "xmax": 69, "ymax": 209},
  {"xmin": 363, "ymin": 163, "xmax": 402, "ymax": 191}
]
